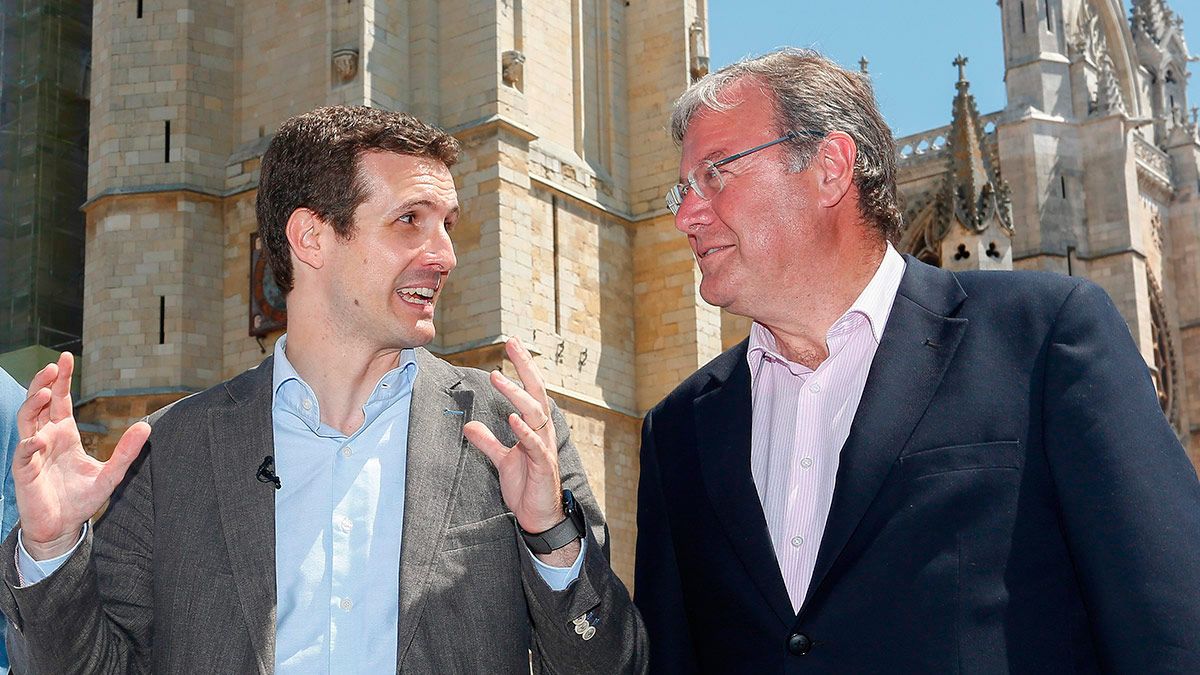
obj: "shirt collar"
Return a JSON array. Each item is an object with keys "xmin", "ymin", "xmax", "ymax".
[
  {"xmin": 271, "ymin": 334, "xmax": 419, "ymax": 434},
  {"xmin": 747, "ymin": 243, "xmax": 906, "ymax": 370}
]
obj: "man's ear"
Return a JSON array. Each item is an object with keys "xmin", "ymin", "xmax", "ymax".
[
  {"xmin": 813, "ymin": 131, "xmax": 857, "ymax": 208},
  {"xmin": 285, "ymin": 208, "xmax": 327, "ymax": 272}
]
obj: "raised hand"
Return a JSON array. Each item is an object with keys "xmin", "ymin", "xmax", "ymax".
[
  {"xmin": 464, "ymin": 338, "xmax": 577, "ymax": 564},
  {"xmin": 13, "ymin": 352, "xmax": 150, "ymax": 560}
]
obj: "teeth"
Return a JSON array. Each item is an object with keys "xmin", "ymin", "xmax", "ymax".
[
  {"xmin": 399, "ymin": 287, "xmax": 436, "ymax": 298},
  {"xmin": 702, "ymin": 247, "xmax": 725, "ymax": 258}
]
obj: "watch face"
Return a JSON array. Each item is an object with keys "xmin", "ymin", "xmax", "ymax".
[{"xmin": 250, "ymin": 232, "xmax": 287, "ymax": 336}]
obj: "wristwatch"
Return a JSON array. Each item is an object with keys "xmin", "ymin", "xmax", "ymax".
[{"xmin": 520, "ymin": 489, "xmax": 586, "ymax": 554}]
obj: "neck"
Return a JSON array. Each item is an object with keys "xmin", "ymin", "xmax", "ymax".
[
  {"xmin": 283, "ymin": 300, "xmax": 407, "ymax": 436},
  {"xmin": 760, "ymin": 234, "xmax": 887, "ymax": 369}
]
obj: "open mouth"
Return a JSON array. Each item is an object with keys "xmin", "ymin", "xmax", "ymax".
[
  {"xmin": 698, "ymin": 245, "xmax": 733, "ymax": 259},
  {"xmin": 397, "ymin": 280, "xmax": 440, "ymax": 306}
]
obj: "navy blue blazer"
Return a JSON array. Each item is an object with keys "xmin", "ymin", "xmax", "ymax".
[{"xmin": 635, "ymin": 256, "xmax": 1200, "ymax": 673}]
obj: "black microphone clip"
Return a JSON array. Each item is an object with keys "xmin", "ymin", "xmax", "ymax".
[{"xmin": 257, "ymin": 455, "xmax": 281, "ymax": 490}]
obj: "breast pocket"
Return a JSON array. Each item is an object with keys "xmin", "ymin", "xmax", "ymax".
[
  {"xmin": 895, "ymin": 440, "xmax": 1022, "ymax": 481},
  {"xmin": 441, "ymin": 511, "xmax": 516, "ymax": 552}
]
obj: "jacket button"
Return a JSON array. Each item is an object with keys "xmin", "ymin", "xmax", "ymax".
[{"xmin": 787, "ymin": 632, "xmax": 812, "ymax": 655}]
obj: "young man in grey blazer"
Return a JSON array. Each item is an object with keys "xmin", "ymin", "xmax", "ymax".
[{"xmin": 2, "ymin": 106, "xmax": 646, "ymax": 673}]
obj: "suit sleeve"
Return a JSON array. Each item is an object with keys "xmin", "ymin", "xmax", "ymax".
[
  {"xmin": 0, "ymin": 439, "xmax": 155, "ymax": 674},
  {"xmin": 1043, "ymin": 280, "xmax": 1200, "ymax": 671},
  {"xmin": 521, "ymin": 403, "xmax": 648, "ymax": 675},
  {"xmin": 633, "ymin": 411, "xmax": 699, "ymax": 674}
]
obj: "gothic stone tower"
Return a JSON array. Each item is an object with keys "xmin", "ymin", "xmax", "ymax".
[
  {"xmin": 894, "ymin": 0, "xmax": 1200, "ymax": 467},
  {"xmin": 79, "ymin": 0, "xmax": 716, "ymax": 585}
]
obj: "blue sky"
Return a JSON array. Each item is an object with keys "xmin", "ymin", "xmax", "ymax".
[{"xmin": 709, "ymin": 0, "xmax": 1200, "ymax": 138}]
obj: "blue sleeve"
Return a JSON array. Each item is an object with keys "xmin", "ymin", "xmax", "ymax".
[{"xmin": 0, "ymin": 368, "xmax": 24, "ymax": 672}]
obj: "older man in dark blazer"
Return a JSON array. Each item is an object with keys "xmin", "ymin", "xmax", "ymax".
[
  {"xmin": 635, "ymin": 48, "xmax": 1200, "ymax": 672},
  {"xmin": 3, "ymin": 106, "xmax": 645, "ymax": 673}
]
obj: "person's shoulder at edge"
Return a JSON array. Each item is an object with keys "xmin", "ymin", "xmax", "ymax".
[{"xmin": 136, "ymin": 355, "xmax": 274, "ymax": 434}]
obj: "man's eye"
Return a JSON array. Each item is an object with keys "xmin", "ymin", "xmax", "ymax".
[{"xmin": 397, "ymin": 213, "xmax": 415, "ymax": 224}]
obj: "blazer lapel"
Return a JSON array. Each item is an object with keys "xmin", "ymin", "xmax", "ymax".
[
  {"xmin": 208, "ymin": 358, "xmax": 278, "ymax": 673},
  {"xmin": 802, "ymin": 258, "xmax": 968, "ymax": 613},
  {"xmin": 694, "ymin": 343, "xmax": 796, "ymax": 627},
  {"xmin": 396, "ymin": 348, "xmax": 472, "ymax": 666}
]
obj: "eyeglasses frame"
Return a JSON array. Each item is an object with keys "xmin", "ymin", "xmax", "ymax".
[{"xmin": 665, "ymin": 129, "xmax": 825, "ymax": 214}]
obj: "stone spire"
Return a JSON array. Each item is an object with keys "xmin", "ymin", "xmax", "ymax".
[
  {"xmin": 934, "ymin": 56, "xmax": 1014, "ymax": 270},
  {"xmin": 859, "ymin": 56, "xmax": 869, "ymax": 75},
  {"xmin": 1132, "ymin": 0, "xmax": 1172, "ymax": 44}
]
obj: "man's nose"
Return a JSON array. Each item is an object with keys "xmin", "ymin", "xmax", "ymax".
[
  {"xmin": 673, "ymin": 191, "xmax": 709, "ymax": 234},
  {"xmin": 430, "ymin": 226, "xmax": 457, "ymax": 272}
]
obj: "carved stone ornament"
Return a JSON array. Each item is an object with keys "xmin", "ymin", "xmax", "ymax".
[
  {"xmin": 1071, "ymin": 0, "xmax": 1101, "ymax": 64},
  {"xmin": 1147, "ymin": 269, "xmax": 1182, "ymax": 436},
  {"xmin": 502, "ymin": 49, "xmax": 526, "ymax": 88},
  {"xmin": 689, "ymin": 20, "xmax": 709, "ymax": 81},
  {"xmin": 332, "ymin": 48, "xmax": 359, "ymax": 83}
]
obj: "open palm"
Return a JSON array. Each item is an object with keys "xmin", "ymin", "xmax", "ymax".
[{"xmin": 13, "ymin": 352, "xmax": 149, "ymax": 557}]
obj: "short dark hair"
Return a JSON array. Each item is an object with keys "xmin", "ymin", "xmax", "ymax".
[
  {"xmin": 256, "ymin": 105, "xmax": 461, "ymax": 292},
  {"xmin": 671, "ymin": 48, "xmax": 903, "ymax": 242}
]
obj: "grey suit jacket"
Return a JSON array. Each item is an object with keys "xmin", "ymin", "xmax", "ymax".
[{"xmin": 0, "ymin": 349, "xmax": 646, "ymax": 673}]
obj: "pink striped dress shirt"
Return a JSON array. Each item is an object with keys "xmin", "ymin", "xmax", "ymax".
[{"xmin": 747, "ymin": 244, "xmax": 906, "ymax": 612}]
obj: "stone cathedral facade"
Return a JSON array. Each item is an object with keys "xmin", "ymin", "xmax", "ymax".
[
  {"xmin": 75, "ymin": 0, "xmax": 716, "ymax": 586},
  {"xmin": 73, "ymin": 0, "xmax": 1200, "ymax": 591},
  {"xmin": 889, "ymin": 0, "xmax": 1200, "ymax": 467}
]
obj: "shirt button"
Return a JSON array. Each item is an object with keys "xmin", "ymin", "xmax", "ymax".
[
  {"xmin": 301, "ymin": 398, "xmax": 313, "ymax": 411},
  {"xmin": 341, "ymin": 446, "xmax": 352, "ymax": 458},
  {"xmin": 340, "ymin": 598, "xmax": 353, "ymax": 611},
  {"xmin": 800, "ymin": 457, "xmax": 813, "ymax": 469},
  {"xmin": 791, "ymin": 536, "xmax": 804, "ymax": 548},
  {"xmin": 809, "ymin": 383, "xmax": 821, "ymax": 393}
]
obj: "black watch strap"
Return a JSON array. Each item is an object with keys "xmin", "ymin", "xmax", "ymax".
[{"xmin": 521, "ymin": 489, "xmax": 585, "ymax": 555}]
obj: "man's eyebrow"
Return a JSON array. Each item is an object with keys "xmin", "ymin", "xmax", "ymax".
[{"xmin": 384, "ymin": 200, "xmax": 459, "ymax": 219}]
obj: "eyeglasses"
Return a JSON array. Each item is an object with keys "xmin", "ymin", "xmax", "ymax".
[{"xmin": 665, "ymin": 129, "xmax": 823, "ymax": 214}]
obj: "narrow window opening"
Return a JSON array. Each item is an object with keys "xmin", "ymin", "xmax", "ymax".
[
  {"xmin": 552, "ymin": 195, "xmax": 561, "ymax": 335},
  {"xmin": 137, "ymin": 0, "xmax": 143, "ymax": 19},
  {"xmin": 1045, "ymin": 0, "xmax": 1052, "ymax": 32},
  {"xmin": 158, "ymin": 296, "xmax": 166, "ymax": 344},
  {"xmin": 164, "ymin": 120, "xmax": 171, "ymax": 163},
  {"xmin": 1061, "ymin": 175, "xmax": 1067, "ymax": 198},
  {"xmin": 1020, "ymin": 2, "xmax": 1027, "ymax": 33}
]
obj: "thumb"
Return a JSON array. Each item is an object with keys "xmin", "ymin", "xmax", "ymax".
[
  {"xmin": 96, "ymin": 422, "xmax": 151, "ymax": 496},
  {"xmin": 464, "ymin": 420, "xmax": 511, "ymax": 470}
]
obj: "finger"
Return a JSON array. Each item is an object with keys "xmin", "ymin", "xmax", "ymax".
[
  {"xmin": 506, "ymin": 413, "xmax": 553, "ymax": 470},
  {"xmin": 96, "ymin": 422, "xmax": 151, "ymax": 494},
  {"xmin": 489, "ymin": 370, "xmax": 550, "ymax": 434},
  {"xmin": 463, "ymin": 420, "xmax": 512, "ymax": 469},
  {"xmin": 487, "ymin": 367, "xmax": 544, "ymax": 415},
  {"xmin": 12, "ymin": 433, "xmax": 47, "ymax": 467},
  {"xmin": 25, "ymin": 362, "xmax": 58, "ymax": 402},
  {"xmin": 506, "ymin": 338, "xmax": 548, "ymax": 403},
  {"xmin": 16, "ymin": 387, "xmax": 52, "ymax": 439},
  {"xmin": 47, "ymin": 352, "xmax": 75, "ymax": 423}
]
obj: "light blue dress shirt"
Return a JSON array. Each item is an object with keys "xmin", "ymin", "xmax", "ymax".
[
  {"xmin": 1, "ymin": 369, "xmax": 26, "ymax": 673},
  {"xmin": 269, "ymin": 337, "xmax": 583, "ymax": 673}
]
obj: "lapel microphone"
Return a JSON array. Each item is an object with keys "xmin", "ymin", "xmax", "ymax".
[{"xmin": 257, "ymin": 455, "xmax": 281, "ymax": 490}]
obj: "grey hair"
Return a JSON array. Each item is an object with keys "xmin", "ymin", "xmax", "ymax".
[{"xmin": 670, "ymin": 47, "xmax": 903, "ymax": 241}]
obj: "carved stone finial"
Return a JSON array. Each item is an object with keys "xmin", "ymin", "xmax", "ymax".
[
  {"xmin": 689, "ymin": 20, "xmax": 709, "ymax": 81},
  {"xmin": 953, "ymin": 54, "xmax": 969, "ymax": 84},
  {"xmin": 502, "ymin": 49, "xmax": 526, "ymax": 88},
  {"xmin": 1095, "ymin": 51, "xmax": 1127, "ymax": 115},
  {"xmin": 933, "ymin": 59, "xmax": 1013, "ymax": 245},
  {"xmin": 332, "ymin": 48, "xmax": 359, "ymax": 83},
  {"xmin": 859, "ymin": 56, "xmax": 869, "ymax": 75}
]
